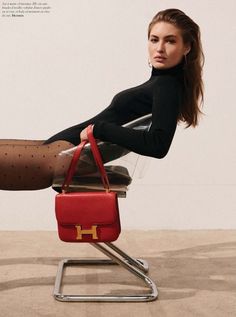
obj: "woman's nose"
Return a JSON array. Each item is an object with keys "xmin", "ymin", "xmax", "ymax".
[{"xmin": 156, "ymin": 41, "xmax": 164, "ymax": 52}]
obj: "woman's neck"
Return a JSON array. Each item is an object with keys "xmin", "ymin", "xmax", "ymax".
[{"xmin": 151, "ymin": 59, "xmax": 184, "ymax": 77}]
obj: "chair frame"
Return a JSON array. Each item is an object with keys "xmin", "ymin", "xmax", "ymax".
[{"xmin": 53, "ymin": 242, "xmax": 158, "ymax": 302}]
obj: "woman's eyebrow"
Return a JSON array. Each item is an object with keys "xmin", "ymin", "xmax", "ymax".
[{"xmin": 150, "ymin": 34, "xmax": 177, "ymax": 39}]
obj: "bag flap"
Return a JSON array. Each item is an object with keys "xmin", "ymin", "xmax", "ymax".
[{"xmin": 55, "ymin": 191, "xmax": 119, "ymax": 226}]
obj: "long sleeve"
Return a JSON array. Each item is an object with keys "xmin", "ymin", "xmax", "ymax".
[
  {"xmin": 93, "ymin": 76, "xmax": 182, "ymax": 159},
  {"xmin": 44, "ymin": 62, "xmax": 184, "ymax": 152}
]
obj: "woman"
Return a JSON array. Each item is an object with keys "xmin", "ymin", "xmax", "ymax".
[{"xmin": 0, "ymin": 8, "xmax": 204, "ymax": 190}]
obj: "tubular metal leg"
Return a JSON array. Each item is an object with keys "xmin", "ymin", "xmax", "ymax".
[
  {"xmin": 53, "ymin": 242, "xmax": 158, "ymax": 302},
  {"xmin": 105, "ymin": 242, "xmax": 149, "ymax": 273}
]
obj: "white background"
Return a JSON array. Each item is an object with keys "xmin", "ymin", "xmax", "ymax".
[{"xmin": 0, "ymin": 0, "xmax": 235, "ymax": 230}]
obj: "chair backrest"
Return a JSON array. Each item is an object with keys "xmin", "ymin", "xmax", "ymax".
[
  {"xmin": 100, "ymin": 114, "xmax": 152, "ymax": 177},
  {"xmin": 56, "ymin": 114, "xmax": 152, "ymax": 178},
  {"xmin": 85, "ymin": 113, "xmax": 152, "ymax": 164},
  {"xmin": 123, "ymin": 113, "xmax": 152, "ymax": 130}
]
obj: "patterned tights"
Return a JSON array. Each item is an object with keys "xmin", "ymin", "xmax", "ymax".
[{"xmin": 0, "ymin": 139, "xmax": 74, "ymax": 190}]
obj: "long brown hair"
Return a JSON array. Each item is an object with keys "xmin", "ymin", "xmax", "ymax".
[{"xmin": 148, "ymin": 8, "xmax": 204, "ymax": 127}]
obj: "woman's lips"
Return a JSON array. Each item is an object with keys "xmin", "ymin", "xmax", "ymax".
[{"xmin": 154, "ymin": 56, "xmax": 166, "ymax": 62}]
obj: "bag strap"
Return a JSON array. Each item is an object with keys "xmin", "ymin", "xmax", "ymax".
[
  {"xmin": 62, "ymin": 125, "xmax": 110, "ymax": 193},
  {"xmin": 61, "ymin": 140, "xmax": 87, "ymax": 193},
  {"xmin": 86, "ymin": 124, "xmax": 110, "ymax": 191}
]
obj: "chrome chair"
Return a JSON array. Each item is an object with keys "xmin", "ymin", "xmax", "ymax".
[{"xmin": 52, "ymin": 114, "xmax": 158, "ymax": 302}]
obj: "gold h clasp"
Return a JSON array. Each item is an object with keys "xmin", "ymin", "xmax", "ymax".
[{"xmin": 75, "ymin": 225, "xmax": 98, "ymax": 240}]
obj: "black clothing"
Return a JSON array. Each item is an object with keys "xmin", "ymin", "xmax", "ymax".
[{"xmin": 44, "ymin": 61, "xmax": 184, "ymax": 158}]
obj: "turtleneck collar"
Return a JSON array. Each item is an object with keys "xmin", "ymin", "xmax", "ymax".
[{"xmin": 151, "ymin": 59, "xmax": 184, "ymax": 77}]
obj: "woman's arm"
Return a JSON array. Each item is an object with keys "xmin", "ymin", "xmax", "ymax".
[{"xmin": 92, "ymin": 76, "xmax": 182, "ymax": 159}]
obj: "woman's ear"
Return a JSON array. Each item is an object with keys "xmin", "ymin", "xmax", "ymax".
[{"xmin": 184, "ymin": 45, "xmax": 191, "ymax": 55}]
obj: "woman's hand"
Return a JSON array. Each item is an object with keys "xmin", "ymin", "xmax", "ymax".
[
  {"xmin": 80, "ymin": 127, "xmax": 88, "ymax": 141},
  {"xmin": 80, "ymin": 125, "xmax": 94, "ymax": 142}
]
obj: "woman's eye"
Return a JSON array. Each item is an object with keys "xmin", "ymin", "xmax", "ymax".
[
  {"xmin": 167, "ymin": 39, "xmax": 176, "ymax": 44},
  {"xmin": 150, "ymin": 38, "xmax": 175, "ymax": 44}
]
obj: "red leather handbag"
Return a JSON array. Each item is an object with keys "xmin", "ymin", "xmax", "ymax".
[{"xmin": 55, "ymin": 125, "xmax": 121, "ymax": 243}]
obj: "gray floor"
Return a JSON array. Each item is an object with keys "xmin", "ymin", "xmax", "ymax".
[{"xmin": 0, "ymin": 230, "xmax": 236, "ymax": 317}]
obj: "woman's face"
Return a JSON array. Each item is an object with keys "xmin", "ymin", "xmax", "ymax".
[{"xmin": 148, "ymin": 21, "xmax": 190, "ymax": 69}]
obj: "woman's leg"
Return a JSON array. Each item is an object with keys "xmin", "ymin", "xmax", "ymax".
[
  {"xmin": 0, "ymin": 140, "xmax": 74, "ymax": 190},
  {"xmin": 0, "ymin": 139, "xmax": 45, "ymax": 146}
]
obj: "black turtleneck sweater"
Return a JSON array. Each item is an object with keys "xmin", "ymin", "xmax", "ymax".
[{"xmin": 44, "ymin": 62, "xmax": 184, "ymax": 158}]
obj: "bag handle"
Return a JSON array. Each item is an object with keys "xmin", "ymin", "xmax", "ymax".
[
  {"xmin": 86, "ymin": 124, "xmax": 110, "ymax": 191},
  {"xmin": 61, "ymin": 140, "xmax": 87, "ymax": 193},
  {"xmin": 62, "ymin": 125, "xmax": 110, "ymax": 193}
]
